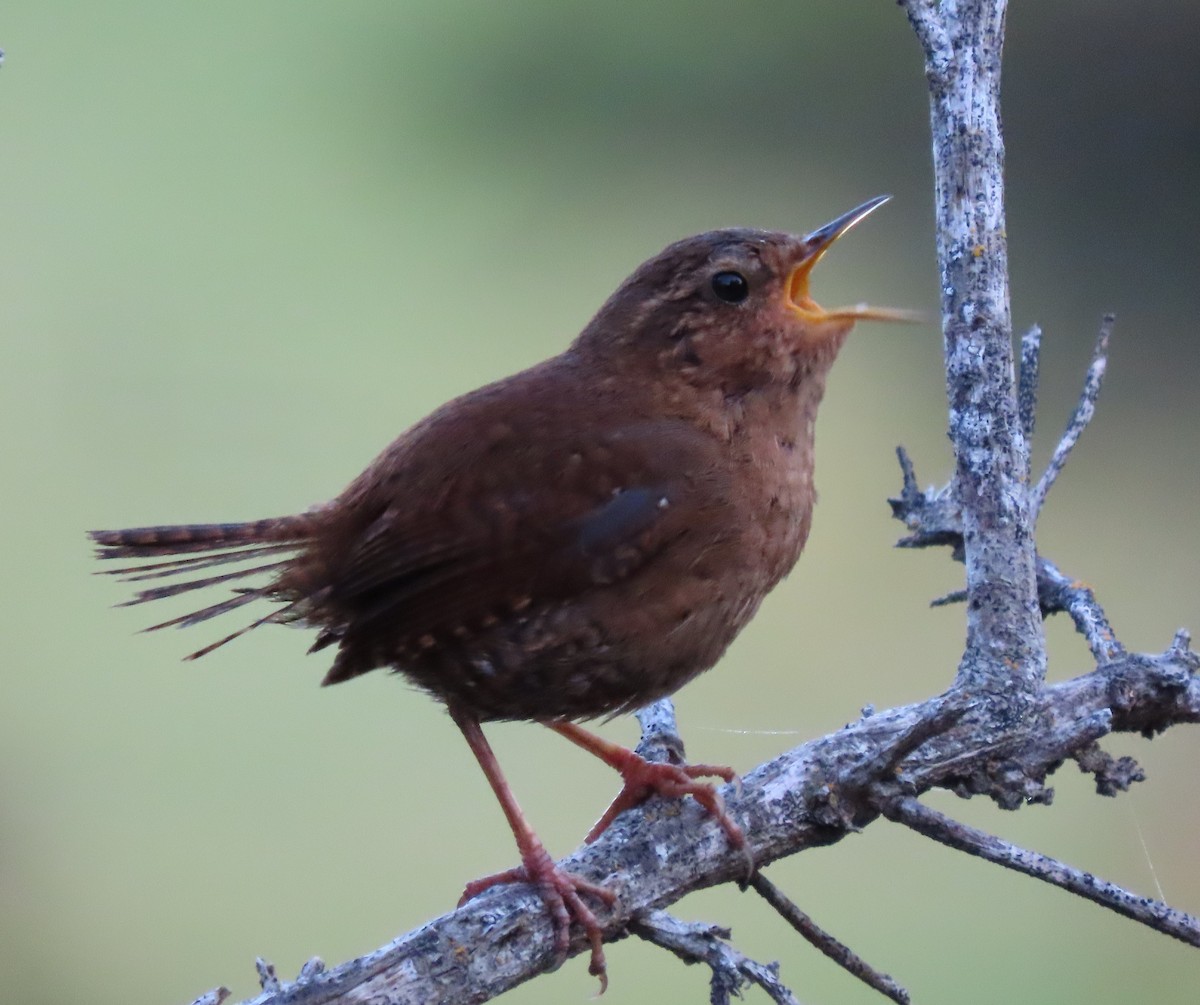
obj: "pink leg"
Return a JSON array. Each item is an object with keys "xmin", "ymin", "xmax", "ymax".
[
  {"xmin": 547, "ymin": 721, "xmax": 747, "ymax": 853},
  {"xmin": 450, "ymin": 705, "xmax": 615, "ymax": 990}
]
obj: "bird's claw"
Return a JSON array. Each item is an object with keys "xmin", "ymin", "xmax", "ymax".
[
  {"xmin": 585, "ymin": 755, "xmax": 748, "ymax": 857},
  {"xmin": 460, "ymin": 843, "xmax": 616, "ymax": 991}
]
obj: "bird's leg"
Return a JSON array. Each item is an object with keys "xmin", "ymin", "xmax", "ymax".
[
  {"xmin": 449, "ymin": 705, "xmax": 615, "ymax": 989},
  {"xmin": 546, "ymin": 721, "xmax": 746, "ymax": 851}
]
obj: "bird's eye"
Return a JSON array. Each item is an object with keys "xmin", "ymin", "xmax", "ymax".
[{"xmin": 710, "ymin": 271, "xmax": 749, "ymax": 304}]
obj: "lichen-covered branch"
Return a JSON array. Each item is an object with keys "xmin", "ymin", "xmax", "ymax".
[
  {"xmin": 213, "ymin": 641, "xmax": 1196, "ymax": 1005},
  {"xmin": 902, "ymin": 0, "xmax": 1047, "ymax": 709},
  {"xmin": 892, "ymin": 305, "xmax": 1122, "ymax": 669},
  {"xmin": 178, "ymin": 8, "xmax": 1198, "ymax": 1005},
  {"xmin": 882, "ymin": 796, "xmax": 1200, "ymax": 947},
  {"xmin": 631, "ymin": 910, "xmax": 803, "ymax": 1005}
]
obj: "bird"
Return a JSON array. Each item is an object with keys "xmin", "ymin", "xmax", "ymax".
[{"xmin": 90, "ymin": 195, "xmax": 908, "ymax": 990}]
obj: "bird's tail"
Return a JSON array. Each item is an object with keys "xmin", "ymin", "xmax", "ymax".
[{"xmin": 89, "ymin": 515, "xmax": 317, "ymax": 660}]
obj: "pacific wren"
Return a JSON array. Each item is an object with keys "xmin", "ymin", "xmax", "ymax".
[{"xmin": 91, "ymin": 195, "xmax": 907, "ymax": 988}]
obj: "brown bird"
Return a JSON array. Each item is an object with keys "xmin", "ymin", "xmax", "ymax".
[{"xmin": 90, "ymin": 195, "xmax": 906, "ymax": 989}]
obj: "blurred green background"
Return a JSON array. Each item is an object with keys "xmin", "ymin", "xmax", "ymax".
[{"xmin": 2, "ymin": 3, "xmax": 1198, "ymax": 1003}]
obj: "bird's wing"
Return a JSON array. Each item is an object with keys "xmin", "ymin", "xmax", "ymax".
[{"xmin": 316, "ymin": 414, "xmax": 730, "ymax": 653}]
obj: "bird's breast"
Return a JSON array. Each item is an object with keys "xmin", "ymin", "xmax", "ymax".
[{"xmin": 724, "ymin": 384, "xmax": 821, "ymax": 589}]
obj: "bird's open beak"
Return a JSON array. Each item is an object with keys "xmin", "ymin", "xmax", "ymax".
[{"xmin": 786, "ymin": 195, "xmax": 922, "ymax": 324}]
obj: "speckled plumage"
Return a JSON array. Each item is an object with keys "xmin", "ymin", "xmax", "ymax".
[
  {"xmin": 93, "ymin": 226, "xmax": 856, "ymax": 720},
  {"xmin": 90, "ymin": 197, "xmax": 901, "ymax": 986},
  {"xmin": 301, "ymin": 347, "xmax": 830, "ymax": 721}
]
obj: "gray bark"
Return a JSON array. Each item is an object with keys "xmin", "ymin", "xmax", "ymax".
[{"xmin": 185, "ymin": 4, "xmax": 1199, "ymax": 1003}]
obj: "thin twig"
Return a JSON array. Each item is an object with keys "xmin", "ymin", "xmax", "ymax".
[
  {"xmin": 631, "ymin": 910, "xmax": 802, "ymax": 1005},
  {"xmin": 1018, "ymin": 324, "xmax": 1042, "ymax": 482},
  {"xmin": 884, "ymin": 796, "xmax": 1200, "ymax": 947},
  {"xmin": 1033, "ymin": 314, "xmax": 1115, "ymax": 516},
  {"xmin": 1037, "ymin": 556, "xmax": 1125, "ymax": 664},
  {"xmin": 255, "ymin": 960, "xmax": 280, "ymax": 994},
  {"xmin": 891, "ymin": 450, "xmax": 1127, "ymax": 666},
  {"xmin": 895, "ymin": 443, "xmax": 918, "ymax": 499},
  {"xmin": 748, "ymin": 873, "xmax": 909, "ymax": 1005},
  {"xmin": 930, "ymin": 589, "xmax": 967, "ymax": 608},
  {"xmin": 889, "ymin": 447, "xmax": 961, "ymax": 550}
]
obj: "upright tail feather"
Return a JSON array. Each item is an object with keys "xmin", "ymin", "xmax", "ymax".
[{"xmin": 89, "ymin": 515, "xmax": 316, "ymax": 659}]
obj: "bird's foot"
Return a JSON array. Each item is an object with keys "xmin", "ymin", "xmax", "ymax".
[
  {"xmin": 459, "ymin": 841, "xmax": 616, "ymax": 991},
  {"xmin": 547, "ymin": 722, "xmax": 752, "ymax": 877},
  {"xmin": 585, "ymin": 751, "xmax": 746, "ymax": 854}
]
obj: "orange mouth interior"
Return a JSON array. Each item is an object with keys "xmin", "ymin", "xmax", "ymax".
[
  {"xmin": 783, "ymin": 195, "xmax": 924, "ymax": 324},
  {"xmin": 786, "ymin": 257, "xmax": 823, "ymax": 316},
  {"xmin": 785, "ymin": 257, "xmax": 923, "ymax": 324}
]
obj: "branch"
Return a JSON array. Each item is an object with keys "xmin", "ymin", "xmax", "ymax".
[
  {"xmin": 631, "ymin": 911, "xmax": 802, "ymax": 1005},
  {"xmin": 893, "ymin": 306, "xmax": 1123, "ymax": 666},
  {"xmin": 1037, "ymin": 555, "xmax": 1124, "ymax": 664},
  {"xmin": 217, "ymin": 643, "xmax": 1197, "ymax": 1005},
  {"xmin": 901, "ymin": 0, "xmax": 1046, "ymax": 708},
  {"xmin": 882, "ymin": 796, "xmax": 1200, "ymax": 947},
  {"xmin": 178, "ymin": 9, "xmax": 1199, "ymax": 1005},
  {"xmin": 747, "ymin": 873, "xmax": 910, "ymax": 1005},
  {"xmin": 634, "ymin": 697, "xmax": 689, "ymax": 766},
  {"xmin": 1031, "ymin": 314, "xmax": 1114, "ymax": 517}
]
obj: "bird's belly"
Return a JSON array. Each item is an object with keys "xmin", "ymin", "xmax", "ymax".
[{"xmin": 397, "ymin": 563, "xmax": 766, "ymax": 723}]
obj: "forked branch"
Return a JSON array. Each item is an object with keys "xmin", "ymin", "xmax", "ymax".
[
  {"xmin": 181, "ymin": 6, "xmax": 1198, "ymax": 1004},
  {"xmin": 206, "ymin": 637, "xmax": 1196, "ymax": 1005}
]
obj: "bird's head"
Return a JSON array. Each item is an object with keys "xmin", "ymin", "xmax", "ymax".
[{"xmin": 575, "ymin": 196, "xmax": 917, "ymax": 394}]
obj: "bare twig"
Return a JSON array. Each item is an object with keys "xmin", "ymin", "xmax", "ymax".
[
  {"xmin": 748, "ymin": 873, "xmax": 909, "ymax": 1005},
  {"xmin": 255, "ymin": 960, "xmax": 280, "ymax": 994},
  {"xmin": 631, "ymin": 911, "xmax": 802, "ymax": 1005},
  {"xmin": 1171, "ymin": 629, "xmax": 1193, "ymax": 657},
  {"xmin": 883, "ymin": 796, "xmax": 1200, "ymax": 948},
  {"xmin": 1037, "ymin": 556, "xmax": 1125, "ymax": 664},
  {"xmin": 930, "ymin": 589, "xmax": 967, "ymax": 608},
  {"xmin": 890, "ymin": 452, "xmax": 1126, "ymax": 666},
  {"xmin": 1032, "ymin": 314, "xmax": 1115, "ymax": 516},
  {"xmin": 889, "ymin": 446, "xmax": 960, "ymax": 551}
]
